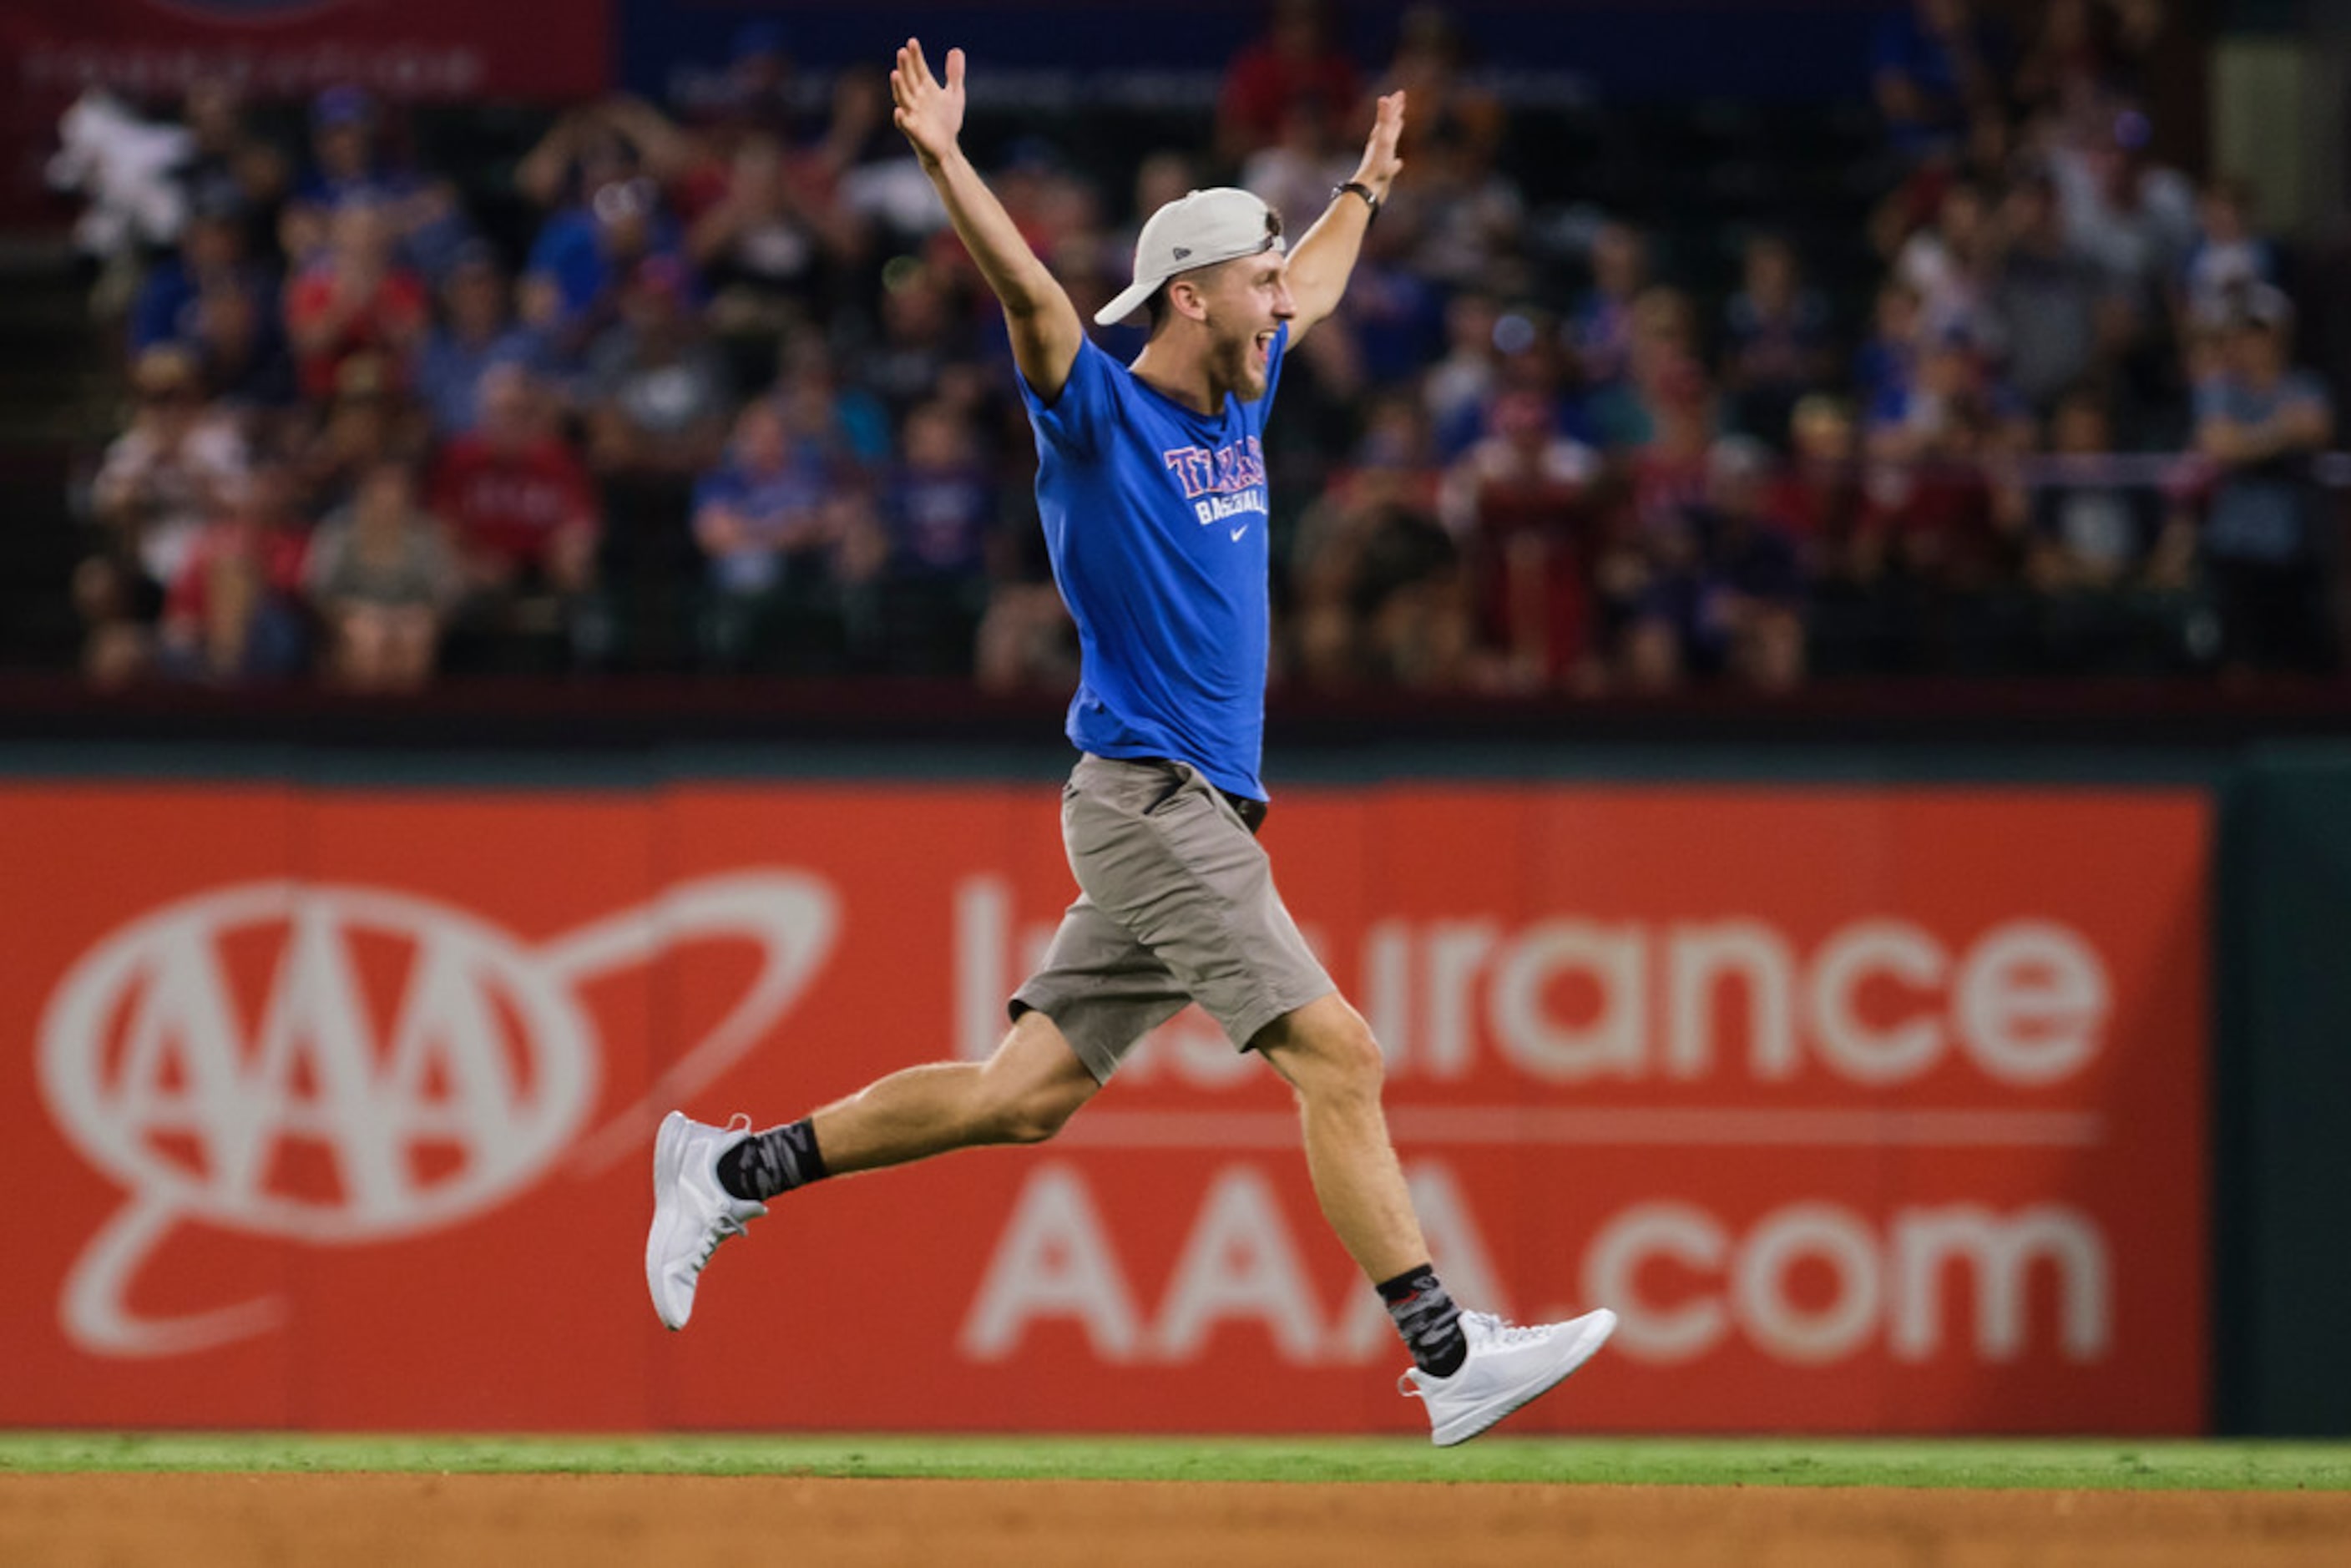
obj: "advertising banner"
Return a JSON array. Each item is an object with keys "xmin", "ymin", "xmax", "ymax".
[
  {"xmin": 0, "ymin": 776, "xmax": 2209, "ymax": 1434},
  {"xmin": 8, "ymin": 0, "xmax": 608, "ymax": 103}
]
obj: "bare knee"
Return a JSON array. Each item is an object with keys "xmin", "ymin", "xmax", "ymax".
[
  {"xmin": 1260, "ymin": 997, "xmax": 1387, "ymax": 1110},
  {"xmin": 973, "ymin": 1014, "xmax": 1098, "ymax": 1144},
  {"xmin": 978, "ymin": 1077, "xmax": 1087, "ymax": 1144},
  {"xmin": 1312, "ymin": 1017, "xmax": 1388, "ymax": 1107}
]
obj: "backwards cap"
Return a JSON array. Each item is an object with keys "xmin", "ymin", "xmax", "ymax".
[{"xmin": 1095, "ymin": 187, "xmax": 1283, "ymax": 327}]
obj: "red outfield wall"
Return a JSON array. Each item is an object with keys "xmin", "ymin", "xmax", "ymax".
[
  {"xmin": 0, "ymin": 779, "xmax": 2209, "ymax": 1434},
  {"xmin": 8, "ymin": 0, "xmax": 607, "ymax": 100}
]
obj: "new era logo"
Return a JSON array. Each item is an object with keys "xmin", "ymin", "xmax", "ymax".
[{"xmin": 1172, "ymin": 245, "xmax": 1191, "ymax": 260}]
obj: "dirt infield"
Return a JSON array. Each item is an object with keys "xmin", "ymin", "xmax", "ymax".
[{"xmin": 5, "ymin": 1473, "xmax": 2349, "ymax": 1567}]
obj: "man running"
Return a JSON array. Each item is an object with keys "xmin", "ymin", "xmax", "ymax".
[{"xmin": 648, "ymin": 38, "xmax": 1615, "ymax": 1446}]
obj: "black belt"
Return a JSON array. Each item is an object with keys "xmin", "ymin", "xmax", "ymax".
[
  {"xmin": 1140, "ymin": 756, "xmax": 1267, "ymax": 836},
  {"xmin": 1222, "ymin": 789, "xmax": 1269, "ymax": 836}
]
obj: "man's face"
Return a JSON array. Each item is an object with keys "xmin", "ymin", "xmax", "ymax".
[
  {"xmin": 735, "ymin": 403, "xmax": 787, "ymax": 470},
  {"xmin": 185, "ymin": 215, "xmax": 240, "ymax": 271},
  {"xmin": 883, "ymin": 272, "xmax": 947, "ymax": 342},
  {"xmin": 139, "ymin": 372, "xmax": 200, "ymax": 432},
  {"xmin": 331, "ymin": 204, "xmax": 391, "ymax": 270},
  {"xmin": 1939, "ymin": 188, "xmax": 1985, "ymax": 245},
  {"xmin": 1747, "ymin": 242, "xmax": 1793, "ymax": 301},
  {"xmin": 317, "ymin": 121, "xmax": 371, "ymax": 177},
  {"xmin": 357, "ymin": 464, "xmax": 412, "ymax": 522},
  {"xmin": 480, "ymin": 372, "xmax": 535, "ymax": 445},
  {"xmin": 2054, "ymin": 399, "xmax": 2107, "ymax": 453},
  {"xmin": 1710, "ymin": 463, "xmax": 1765, "ymax": 518},
  {"xmin": 1921, "ymin": 343, "xmax": 1976, "ymax": 397},
  {"xmin": 2230, "ymin": 322, "xmax": 2285, "ymax": 380},
  {"xmin": 1792, "ymin": 404, "xmax": 1853, "ymax": 463},
  {"xmin": 186, "ymin": 82, "xmax": 240, "ymax": 146},
  {"xmin": 1593, "ymin": 225, "xmax": 1644, "ymax": 295},
  {"xmin": 242, "ymin": 465, "xmax": 299, "ymax": 524},
  {"xmin": 195, "ymin": 286, "xmax": 256, "ymax": 352},
  {"xmin": 447, "ymin": 265, "xmax": 504, "ymax": 329},
  {"xmin": 1188, "ymin": 252, "xmax": 1296, "ymax": 402}
]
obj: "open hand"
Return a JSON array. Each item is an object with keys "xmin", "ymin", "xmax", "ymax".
[
  {"xmin": 1352, "ymin": 91, "xmax": 1407, "ymax": 201},
  {"xmin": 890, "ymin": 38, "xmax": 966, "ymax": 171}
]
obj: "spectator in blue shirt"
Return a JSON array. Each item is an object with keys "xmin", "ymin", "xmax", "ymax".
[
  {"xmin": 286, "ymin": 87, "xmax": 473, "ymax": 282},
  {"xmin": 1693, "ymin": 436, "xmax": 1807, "ymax": 690},
  {"xmin": 416, "ymin": 245, "xmax": 548, "ymax": 438},
  {"xmin": 877, "ymin": 398, "xmax": 996, "ymax": 674},
  {"xmin": 1854, "ymin": 279, "xmax": 1924, "ymax": 415},
  {"xmin": 1570, "ymin": 220, "xmax": 1649, "ymax": 392},
  {"xmin": 1722, "ymin": 232, "xmax": 1835, "ymax": 448},
  {"xmin": 1872, "ymin": 0, "xmax": 2009, "ymax": 162},
  {"xmin": 189, "ymin": 278, "xmax": 298, "ymax": 433},
  {"xmin": 526, "ymin": 176, "xmax": 688, "ymax": 346},
  {"xmin": 885, "ymin": 400, "xmax": 993, "ymax": 583},
  {"xmin": 294, "ymin": 87, "xmax": 416, "ymax": 214},
  {"xmin": 691, "ymin": 397, "xmax": 873, "ymax": 668},
  {"xmin": 2194, "ymin": 286, "xmax": 2337, "ymax": 672},
  {"xmin": 2180, "ymin": 176, "xmax": 2282, "ymax": 333},
  {"xmin": 131, "ymin": 198, "xmax": 274, "ymax": 354}
]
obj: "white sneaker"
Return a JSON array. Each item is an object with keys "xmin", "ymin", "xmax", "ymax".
[
  {"xmin": 1400, "ymin": 1308, "xmax": 1618, "ymax": 1446},
  {"xmin": 645, "ymin": 1110, "xmax": 767, "ymax": 1331}
]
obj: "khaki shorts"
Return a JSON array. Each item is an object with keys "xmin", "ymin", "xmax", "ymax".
[{"xmin": 1010, "ymin": 753, "xmax": 1336, "ymax": 1083}]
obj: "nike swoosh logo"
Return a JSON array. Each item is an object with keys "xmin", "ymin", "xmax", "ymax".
[{"xmin": 1230, "ymin": 525, "xmax": 1247, "ymax": 541}]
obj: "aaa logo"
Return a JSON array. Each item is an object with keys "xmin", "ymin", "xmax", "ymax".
[{"xmin": 38, "ymin": 873, "xmax": 837, "ymax": 1358}]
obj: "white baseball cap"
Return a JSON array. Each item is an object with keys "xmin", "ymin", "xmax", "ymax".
[{"xmin": 1095, "ymin": 187, "xmax": 1285, "ymax": 326}]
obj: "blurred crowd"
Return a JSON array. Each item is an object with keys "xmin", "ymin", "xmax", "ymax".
[{"xmin": 50, "ymin": 0, "xmax": 2344, "ymax": 695}]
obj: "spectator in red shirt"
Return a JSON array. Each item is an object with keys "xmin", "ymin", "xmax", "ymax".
[
  {"xmin": 1780, "ymin": 393, "xmax": 1922, "ymax": 677},
  {"xmin": 430, "ymin": 362, "xmax": 600, "ymax": 600},
  {"xmin": 286, "ymin": 200, "xmax": 428, "ymax": 403},
  {"xmin": 1864, "ymin": 329, "xmax": 2034, "ymax": 595},
  {"xmin": 1218, "ymin": 0, "xmax": 1363, "ymax": 162},
  {"xmin": 1628, "ymin": 353, "xmax": 1720, "ymax": 534},
  {"xmin": 1438, "ymin": 387, "xmax": 1604, "ymax": 691},
  {"xmin": 1775, "ymin": 392, "xmax": 1886, "ymax": 554},
  {"xmin": 157, "ymin": 463, "xmax": 312, "ymax": 683}
]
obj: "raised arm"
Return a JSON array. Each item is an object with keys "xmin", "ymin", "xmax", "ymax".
[
  {"xmin": 891, "ymin": 40, "xmax": 1084, "ymax": 401},
  {"xmin": 1282, "ymin": 91, "xmax": 1406, "ymax": 347}
]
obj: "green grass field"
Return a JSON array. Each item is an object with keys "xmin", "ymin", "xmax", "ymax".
[{"xmin": 3, "ymin": 1434, "xmax": 2348, "ymax": 1490}]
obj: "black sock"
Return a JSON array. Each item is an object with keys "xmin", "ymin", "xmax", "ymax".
[
  {"xmin": 1378, "ymin": 1263, "xmax": 1468, "ymax": 1378},
  {"xmin": 715, "ymin": 1118, "xmax": 829, "ymax": 1201}
]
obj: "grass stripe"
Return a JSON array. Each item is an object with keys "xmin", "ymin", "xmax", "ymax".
[{"xmin": 2, "ymin": 1434, "xmax": 2348, "ymax": 1490}]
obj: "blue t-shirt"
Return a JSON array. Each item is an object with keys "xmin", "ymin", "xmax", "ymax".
[
  {"xmin": 2197, "ymin": 370, "xmax": 2333, "ymax": 564},
  {"xmin": 415, "ymin": 326, "xmax": 549, "ymax": 437},
  {"xmin": 692, "ymin": 455, "xmax": 832, "ymax": 594},
  {"xmin": 886, "ymin": 463, "xmax": 994, "ymax": 579},
  {"xmin": 1019, "ymin": 326, "xmax": 1287, "ymax": 801},
  {"xmin": 527, "ymin": 208, "xmax": 687, "ymax": 323}
]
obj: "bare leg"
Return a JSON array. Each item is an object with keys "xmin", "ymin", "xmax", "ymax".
[
  {"xmin": 335, "ymin": 605, "xmax": 392, "ymax": 689},
  {"xmin": 651, "ymin": 1000, "xmax": 1100, "ymax": 1332},
  {"xmin": 1254, "ymin": 992, "xmax": 1429, "ymax": 1283},
  {"xmin": 809, "ymin": 1009, "xmax": 1100, "ymax": 1175}
]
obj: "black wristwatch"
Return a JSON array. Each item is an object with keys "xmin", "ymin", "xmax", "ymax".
[{"xmin": 1334, "ymin": 180, "xmax": 1381, "ymax": 224}]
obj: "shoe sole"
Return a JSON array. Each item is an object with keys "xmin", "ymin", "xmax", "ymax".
[
  {"xmin": 645, "ymin": 1110, "xmax": 692, "ymax": 1331},
  {"xmin": 1433, "ymin": 1308, "xmax": 1619, "ymax": 1447}
]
